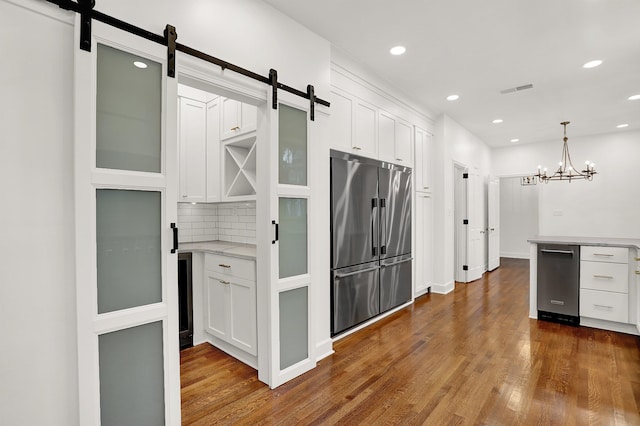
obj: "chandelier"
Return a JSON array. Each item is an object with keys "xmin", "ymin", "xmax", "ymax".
[{"xmin": 535, "ymin": 121, "xmax": 597, "ymax": 183}]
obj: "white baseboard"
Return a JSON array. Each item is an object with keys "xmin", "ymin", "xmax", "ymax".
[
  {"xmin": 580, "ymin": 317, "xmax": 639, "ymax": 336},
  {"xmin": 414, "ymin": 284, "xmax": 432, "ymax": 298},
  {"xmin": 431, "ymin": 280, "xmax": 454, "ymax": 294},
  {"xmin": 315, "ymin": 338, "xmax": 334, "ymax": 362},
  {"xmin": 500, "ymin": 251, "xmax": 530, "ymax": 259}
]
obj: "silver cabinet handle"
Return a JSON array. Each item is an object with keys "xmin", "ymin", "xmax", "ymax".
[
  {"xmin": 335, "ymin": 266, "xmax": 379, "ymax": 279},
  {"xmin": 218, "ymin": 279, "xmax": 230, "ymax": 285},
  {"xmin": 593, "ymin": 275, "xmax": 614, "ymax": 279},
  {"xmin": 230, "ymin": 126, "xmax": 240, "ymax": 131},
  {"xmin": 218, "ymin": 264, "xmax": 231, "ymax": 268},
  {"xmin": 593, "ymin": 304, "xmax": 613, "ymax": 310},
  {"xmin": 550, "ymin": 300, "xmax": 565, "ymax": 305},
  {"xmin": 353, "ymin": 146, "xmax": 362, "ymax": 151},
  {"xmin": 593, "ymin": 253, "xmax": 614, "ymax": 257}
]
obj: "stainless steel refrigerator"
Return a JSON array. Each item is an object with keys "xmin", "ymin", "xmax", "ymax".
[{"xmin": 330, "ymin": 150, "xmax": 412, "ymax": 336}]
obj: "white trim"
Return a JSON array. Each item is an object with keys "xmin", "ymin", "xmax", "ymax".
[
  {"xmin": 4, "ymin": 0, "xmax": 74, "ymax": 24},
  {"xmin": 431, "ymin": 281, "xmax": 455, "ymax": 295},
  {"xmin": 579, "ymin": 317, "xmax": 640, "ymax": 336},
  {"xmin": 315, "ymin": 339, "xmax": 335, "ymax": 361},
  {"xmin": 414, "ymin": 285, "xmax": 432, "ymax": 298},
  {"xmin": 330, "ymin": 60, "xmax": 434, "ymax": 127},
  {"xmin": 500, "ymin": 251, "xmax": 530, "ymax": 260}
]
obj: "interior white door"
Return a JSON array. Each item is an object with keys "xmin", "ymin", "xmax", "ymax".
[
  {"xmin": 257, "ymin": 91, "xmax": 316, "ymax": 388},
  {"xmin": 454, "ymin": 164, "xmax": 467, "ymax": 283},
  {"xmin": 466, "ymin": 167, "xmax": 484, "ymax": 282},
  {"xmin": 73, "ymin": 18, "xmax": 179, "ymax": 425},
  {"xmin": 488, "ymin": 176, "xmax": 500, "ymax": 271}
]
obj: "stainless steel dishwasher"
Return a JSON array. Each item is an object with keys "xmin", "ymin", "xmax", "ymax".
[{"xmin": 537, "ymin": 244, "xmax": 580, "ymax": 326}]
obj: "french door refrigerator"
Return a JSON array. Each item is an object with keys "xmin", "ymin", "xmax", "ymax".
[{"xmin": 330, "ymin": 150, "xmax": 412, "ymax": 336}]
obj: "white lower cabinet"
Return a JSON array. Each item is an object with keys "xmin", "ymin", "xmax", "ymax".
[
  {"xmin": 580, "ymin": 245, "xmax": 629, "ymax": 324},
  {"xmin": 204, "ymin": 254, "xmax": 257, "ymax": 356}
]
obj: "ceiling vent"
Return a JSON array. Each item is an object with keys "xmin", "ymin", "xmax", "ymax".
[{"xmin": 500, "ymin": 83, "xmax": 533, "ymax": 94}]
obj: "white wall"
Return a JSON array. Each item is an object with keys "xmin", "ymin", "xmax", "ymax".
[
  {"xmin": 492, "ymin": 129, "xmax": 640, "ymax": 239},
  {"xmin": 432, "ymin": 115, "xmax": 492, "ymax": 292},
  {"xmin": 499, "ymin": 177, "xmax": 538, "ymax": 258},
  {"xmin": 0, "ymin": 2, "xmax": 77, "ymax": 425}
]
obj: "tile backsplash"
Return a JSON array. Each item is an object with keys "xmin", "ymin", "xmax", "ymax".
[{"xmin": 177, "ymin": 201, "xmax": 256, "ymax": 244}]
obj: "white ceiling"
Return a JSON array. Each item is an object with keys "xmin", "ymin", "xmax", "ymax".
[{"xmin": 262, "ymin": 0, "xmax": 640, "ymax": 147}]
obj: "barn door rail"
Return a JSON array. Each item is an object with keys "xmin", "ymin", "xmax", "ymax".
[{"xmin": 45, "ymin": 0, "xmax": 329, "ymax": 118}]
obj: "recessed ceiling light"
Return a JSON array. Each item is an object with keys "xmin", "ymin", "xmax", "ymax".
[
  {"xmin": 616, "ymin": 123, "xmax": 629, "ymax": 128},
  {"xmin": 492, "ymin": 119, "xmax": 503, "ymax": 124},
  {"xmin": 582, "ymin": 59, "xmax": 603, "ymax": 69},
  {"xmin": 628, "ymin": 94, "xmax": 640, "ymax": 101},
  {"xmin": 510, "ymin": 138, "xmax": 519, "ymax": 143},
  {"xmin": 446, "ymin": 94, "xmax": 459, "ymax": 101},
  {"xmin": 389, "ymin": 46, "xmax": 406, "ymax": 56},
  {"xmin": 133, "ymin": 61, "xmax": 148, "ymax": 69}
]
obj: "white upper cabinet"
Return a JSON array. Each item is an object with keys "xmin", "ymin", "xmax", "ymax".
[
  {"xmin": 178, "ymin": 97, "xmax": 207, "ymax": 202},
  {"xmin": 329, "ymin": 86, "xmax": 420, "ymax": 167},
  {"xmin": 178, "ymin": 95, "xmax": 221, "ymax": 203},
  {"xmin": 378, "ymin": 110, "xmax": 413, "ymax": 167},
  {"xmin": 353, "ymin": 99, "xmax": 378, "ymax": 158},
  {"xmin": 395, "ymin": 120, "xmax": 413, "ymax": 166},
  {"xmin": 378, "ymin": 110, "xmax": 395, "ymax": 161},
  {"xmin": 220, "ymin": 97, "xmax": 257, "ymax": 140},
  {"xmin": 329, "ymin": 90, "xmax": 354, "ymax": 151},
  {"xmin": 414, "ymin": 127, "xmax": 433, "ymax": 193}
]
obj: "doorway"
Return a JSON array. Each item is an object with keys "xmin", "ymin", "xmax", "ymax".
[{"xmin": 499, "ymin": 176, "xmax": 539, "ymax": 259}]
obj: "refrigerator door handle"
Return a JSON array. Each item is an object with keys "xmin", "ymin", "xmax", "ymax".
[
  {"xmin": 371, "ymin": 198, "xmax": 378, "ymax": 256},
  {"xmin": 380, "ymin": 198, "xmax": 387, "ymax": 255},
  {"xmin": 335, "ymin": 266, "xmax": 380, "ymax": 279},
  {"xmin": 381, "ymin": 257, "xmax": 413, "ymax": 268}
]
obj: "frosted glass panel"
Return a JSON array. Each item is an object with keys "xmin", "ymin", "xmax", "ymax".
[
  {"xmin": 279, "ymin": 104, "xmax": 307, "ymax": 185},
  {"xmin": 96, "ymin": 44, "xmax": 162, "ymax": 172},
  {"xmin": 99, "ymin": 321, "xmax": 165, "ymax": 426},
  {"xmin": 279, "ymin": 287, "xmax": 308, "ymax": 370},
  {"xmin": 279, "ymin": 198, "xmax": 307, "ymax": 278},
  {"xmin": 97, "ymin": 189, "xmax": 162, "ymax": 313}
]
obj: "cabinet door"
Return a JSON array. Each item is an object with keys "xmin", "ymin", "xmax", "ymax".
[
  {"xmin": 395, "ymin": 120, "xmax": 413, "ymax": 166},
  {"xmin": 241, "ymin": 102, "xmax": 258, "ymax": 134},
  {"xmin": 220, "ymin": 97, "xmax": 241, "ymax": 140},
  {"xmin": 329, "ymin": 90, "xmax": 354, "ymax": 151},
  {"xmin": 354, "ymin": 100, "xmax": 377, "ymax": 158},
  {"xmin": 414, "ymin": 194, "xmax": 433, "ymax": 295},
  {"xmin": 228, "ymin": 277, "xmax": 257, "ymax": 356},
  {"xmin": 415, "ymin": 128, "xmax": 432, "ymax": 192},
  {"xmin": 178, "ymin": 98, "xmax": 207, "ymax": 202},
  {"xmin": 206, "ymin": 99, "xmax": 221, "ymax": 202},
  {"xmin": 378, "ymin": 111, "xmax": 396, "ymax": 162},
  {"xmin": 206, "ymin": 274, "xmax": 228, "ymax": 340}
]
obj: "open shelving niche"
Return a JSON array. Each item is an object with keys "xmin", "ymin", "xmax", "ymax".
[{"xmin": 223, "ymin": 135, "xmax": 257, "ymax": 199}]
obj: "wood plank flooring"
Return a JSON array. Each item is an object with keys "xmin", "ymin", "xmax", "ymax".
[{"xmin": 180, "ymin": 258, "xmax": 640, "ymax": 425}]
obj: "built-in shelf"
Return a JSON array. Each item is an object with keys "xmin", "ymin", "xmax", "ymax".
[{"xmin": 223, "ymin": 135, "xmax": 257, "ymax": 200}]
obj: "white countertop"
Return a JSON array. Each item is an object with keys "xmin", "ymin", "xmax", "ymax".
[
  {"xmin": 178, "ymin": 240, "xmax": 256, "ymax": 260},
  {"xmin": 528, "ymin": 236, "xmax": 640, "ymax": 249}
]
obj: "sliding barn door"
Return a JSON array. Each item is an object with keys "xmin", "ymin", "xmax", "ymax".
[{"xmin": 73, "ymin": 18, "xmax": 179, "ymax": 425}]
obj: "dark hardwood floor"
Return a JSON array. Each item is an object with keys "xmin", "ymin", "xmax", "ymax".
[{"xmin": 180, "ymin": 258, "xmax": 640, "ymax": 425}]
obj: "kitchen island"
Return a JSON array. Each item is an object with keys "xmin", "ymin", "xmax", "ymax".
[{"xmin": 528, "ymin": 236, "xmax": 640, "ymax": 335}]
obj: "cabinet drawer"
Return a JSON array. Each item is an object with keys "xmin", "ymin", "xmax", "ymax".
[
  {"xmin": 205, "ymin": 253, "xmax": 256, "ymax": 281},
  {"xmin": 580, "ymin": 261, "xmax": 629, "ymax": 293},
  {"xmin": 581, "ymin": 246, "xmax": 628, "ymax": 264},
  {"xmin": 580, "ymin": 289, "xmax": 628, "ymax": 323}
]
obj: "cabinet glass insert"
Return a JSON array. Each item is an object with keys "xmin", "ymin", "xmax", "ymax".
[
  {"xmin": 98, "ymin": 321, "xmax": 165, "ymax": 426},
  {"xmin": 96, "ymin": 44, "xmax": 162, "ymax": 173},
  {"xmin": 96, "ymin": 189, "xmax": 162, "ymax": 313},
  {"xmin": 278, "ymin": 198, "xmax": 307, "ymax": 278},
  {"xmin": 279, "ymin": 287, "xmax": 308, "ymax": 370},
  {"xmin": 278, "ymin": 104, "xmax": 307, "ymax": 185}
]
